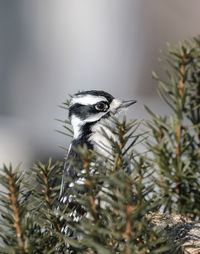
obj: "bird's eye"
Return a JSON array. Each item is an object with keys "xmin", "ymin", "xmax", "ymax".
[{"xmin": 95, "ymin": 101, "xmax": 108, "ymax": 112}]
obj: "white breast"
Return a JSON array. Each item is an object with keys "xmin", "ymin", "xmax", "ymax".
[{"xmin": 89, "ymin": 119, "xmax": 116, "ymax": 157}]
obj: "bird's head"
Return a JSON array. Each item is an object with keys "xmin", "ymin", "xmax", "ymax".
[{"xmin": 69, "ymin": 90, "xmax": 136, "ymax": 139}]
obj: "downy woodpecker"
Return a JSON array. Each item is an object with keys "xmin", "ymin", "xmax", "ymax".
[{"xmin": 59, "ymin": 90, "xmax": 136, "ymax": 215}]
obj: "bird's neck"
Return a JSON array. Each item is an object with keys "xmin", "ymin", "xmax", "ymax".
[
  {"xmin": 71, "ymin": 116, "xmax": 115, "ymax": 156},
  {"xmin": 71, "ymin": 116, "xmax": 96, "ymax": 140}
]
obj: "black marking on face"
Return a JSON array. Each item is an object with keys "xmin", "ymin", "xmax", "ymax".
[
  {"xmin": 69, "ymin": 103, "xmax": 97, "ymax": 120},
  {"xmin": 94, "ymin": 101, "xmax": 109, "ymax": 112},
  {"xmin": 69, "ymin": 101, "xmax": 110, "ymax": 120}
]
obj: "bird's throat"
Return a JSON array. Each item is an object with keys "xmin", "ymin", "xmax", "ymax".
[{"xmin": 88, "ymin": 120, "xmax": 115, "ymax": 156}]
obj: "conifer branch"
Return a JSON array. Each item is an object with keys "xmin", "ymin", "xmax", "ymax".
[{"xmin": 6, "ymin": 173, "xmax": 25, "ymax": 250}]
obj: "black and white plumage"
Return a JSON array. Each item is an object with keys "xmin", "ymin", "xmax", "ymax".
[{"xmin": 59, "ymin": 90, "xmax": 136, "ymax": 218}]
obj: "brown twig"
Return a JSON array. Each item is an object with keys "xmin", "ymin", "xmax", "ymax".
[
  {"xmin": 6, "ymin": 174, "xmax": 28, "ymax": 252},
  {"xmin": 122, "ymin": 205, "xmax": 134, "ymax": 240}
]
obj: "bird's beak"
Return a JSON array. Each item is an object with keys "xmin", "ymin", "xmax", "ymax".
[
  {"xmin": 119, "ymin": 99, "xmax": 137, "ymax": 109},
  {"xmin": 109, "ymin": 98, "xmax": 137, "ymax": 114}
]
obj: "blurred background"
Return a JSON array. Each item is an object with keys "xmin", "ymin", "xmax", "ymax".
[{"xmin": 0, "ymin": 0, "xmax": 200, "ymax": 169}]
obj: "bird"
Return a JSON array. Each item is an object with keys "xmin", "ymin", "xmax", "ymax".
[{"xmin": 59, "ymin": 90, "xmax": 137, "ymax": 229}]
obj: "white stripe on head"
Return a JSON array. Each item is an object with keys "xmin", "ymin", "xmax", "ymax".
[
  {"xmin": 71, "ymin": 112, "xmax": 108, "ymax": 139},
  {"xmin": 86, "ymin": 112, "xmax": 107, "ymax": 122},
  {"xmin": 71, "ymin": 115, "xmax": 84, "ymax": 139},
  {"xmin": 71, "ymin": 95, "xmax": 108, "ymax": 106}
]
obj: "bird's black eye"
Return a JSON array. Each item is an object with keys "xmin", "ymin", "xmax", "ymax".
[{"xmin": 95, "ymin": 101, "xmax": 108, "ymax": 112}]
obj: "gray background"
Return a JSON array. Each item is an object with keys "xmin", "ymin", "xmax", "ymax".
[{"xmin": 0, "ymin": 0, "xmax": 200, "ymax": 169}]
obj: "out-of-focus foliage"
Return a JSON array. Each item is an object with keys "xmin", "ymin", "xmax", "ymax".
[
  {"xmin": 147, "ymin": 36, "xmax": 200, "ymax": 219},
  {"xmin": 1, "ymin": 36, "xmax": 200, "ymax": 253}
]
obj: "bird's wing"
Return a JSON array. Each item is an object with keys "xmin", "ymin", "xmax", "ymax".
[
  {"xmin": 59, "ymin": 144, "xmax": 78, "ymax": 203},
  {"xmin": 59, "ymin": 139, "xmax": 92, "ymax": 204}
]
